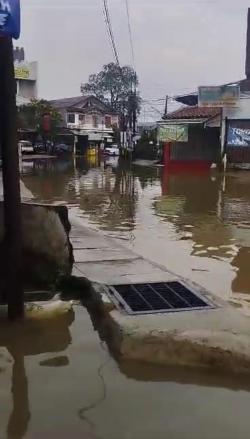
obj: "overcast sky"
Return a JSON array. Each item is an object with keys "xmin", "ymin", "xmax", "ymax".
[{"xmin": 19, "ymin": 0, "xmax": 250, "ymax": 118}]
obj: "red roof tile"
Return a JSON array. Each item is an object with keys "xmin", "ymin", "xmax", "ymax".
[{"xmin": 164, "ymin": 106, "xmax": 221, "ymax": 120}]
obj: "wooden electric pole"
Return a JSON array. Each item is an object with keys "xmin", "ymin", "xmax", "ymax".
[{"xmin": 0, "ymin": 36, "xmax": 24, "ymax": 319}]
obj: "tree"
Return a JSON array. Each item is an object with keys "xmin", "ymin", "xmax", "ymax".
[
  {"xmin": 81, "ymin": 63, "xmax": 141, "ymax": 122},
  {"xmin": 18, "ymin": 99, "xmax": 62, "ymax": 149}
]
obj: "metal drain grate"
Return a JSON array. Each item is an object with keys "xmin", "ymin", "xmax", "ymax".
[{"xmin": 106, "ymin": 282, "xmax": 214, "ymax": 315}]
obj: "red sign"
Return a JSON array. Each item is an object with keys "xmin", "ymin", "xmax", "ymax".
[{"xmin": 42, "ymin": 114, "xmax": 51, "ymax": 132}]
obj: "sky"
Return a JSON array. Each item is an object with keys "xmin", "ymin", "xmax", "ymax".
[{"xmin": 19, "ymin": 0, "xmax": 250, "ymax": 119}]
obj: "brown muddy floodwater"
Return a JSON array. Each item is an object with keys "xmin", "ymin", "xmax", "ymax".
[{"xmin": 1, "ymin": 157, "xmax": 250, "ymax": 439}]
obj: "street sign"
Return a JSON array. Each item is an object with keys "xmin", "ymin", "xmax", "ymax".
[
  {"xmin": 198, "ymin": 85, "xmax": 240, "ymax": 108},
  {"xmin": 0, "ymin": 0, "xmax": 20, "ymax": 39}
]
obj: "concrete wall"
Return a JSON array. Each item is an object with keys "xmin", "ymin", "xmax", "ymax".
[
  {"xmin": 18, "ymin": 80, "xmax": 37, "ymax": 99},
  {"xmin": 0, "ymin": 202, "xmax": 73, "ymax": 289}
]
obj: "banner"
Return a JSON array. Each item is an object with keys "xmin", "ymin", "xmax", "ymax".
[
  {"xmin": 158, "ymin": 124, "xmax": 188, "ymax": 143},
  {"xmin": 198, "ymin": 85, "xmax": 240, "ymax": 108},
  {"xmin": 227, "ymin": 127, "xmax": 250, "ymax": 147},
  {"xmin": 0, "ymin": 0, "xmax": 20, "ymax": 39}
]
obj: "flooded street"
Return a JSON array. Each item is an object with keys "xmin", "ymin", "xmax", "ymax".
[
  {"xmin": 1, "ymin": 305, "xmax": 250, "ymax": 439},
  {"xmin": 1, "ymin": 0, "xmax": 250, "ymax": 436},
  {"xmin": 1, "ymin": 158, "xmax": 250, "ymax": 439},
  {"xmin": 21, "ymin": 158, "xmax": 250, "ymax": 301}
]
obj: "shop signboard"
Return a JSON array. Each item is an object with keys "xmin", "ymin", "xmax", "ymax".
[
  {"xmin": 198, "ymin": 85, "xmax": 240, "ymax": 108},
  {"xmin": 158, "ymin": 124, "xmax": 188, "ymax": 143},
  {"xmin": 14, "ymin": 64, "xmax": 30, "ymax": 79}
]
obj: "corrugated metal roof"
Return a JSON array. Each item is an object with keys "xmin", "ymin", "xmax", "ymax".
[{"xmin": 163, "ymin": 106, "xmax": 221, "ymax": 120}]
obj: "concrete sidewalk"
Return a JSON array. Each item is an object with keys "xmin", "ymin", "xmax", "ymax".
[
  {"xmin": 71, "ymin": 222, "xmax": 178, "ymax": 285},
  {"xmin": 70, "ymin": 216, "xmax": 250, "ymax": 374}
]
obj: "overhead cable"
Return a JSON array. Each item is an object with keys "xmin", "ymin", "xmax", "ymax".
[
  {"xmin": 102, "ymin": 0, "xmax": 120, "ymax": 65},
  {"xmin": 124, "ymin": 0, "xmax": 136, "ymax": 69}
]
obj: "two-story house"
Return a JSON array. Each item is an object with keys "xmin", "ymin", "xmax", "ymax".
[{"xmin": 50, "ymin": 95, "xmax": 119, "ymax": 153}]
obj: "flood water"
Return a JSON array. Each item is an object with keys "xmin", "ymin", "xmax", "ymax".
[
  {"xmin": 21, "ymin": 157, "xmax": 250, "ymax": 301},
  {"xmin": 1, "ymin": 157, "xmax": 250, "ymax": 439}
]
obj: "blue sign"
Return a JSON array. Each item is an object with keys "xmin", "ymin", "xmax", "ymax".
[
  {"xmin": 227, "ymin": 127, "xmax": 250, "ymax": 147},
  {"xmin": 0, "ymin": 0, "xmax": 20, "ymax": 39}
]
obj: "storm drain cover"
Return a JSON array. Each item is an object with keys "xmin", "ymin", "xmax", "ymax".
[{"xmin": 106, "ymin": 282, "xmax": 214, "ymax": 315}]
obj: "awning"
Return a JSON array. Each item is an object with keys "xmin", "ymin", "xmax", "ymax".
[
  {"xmin": 175, "ymin": 94, "xmax": 198, "ymax": 106},
  {"xmin": 88, "ymin": 133, "xmax": 113, "ymax": 141}
]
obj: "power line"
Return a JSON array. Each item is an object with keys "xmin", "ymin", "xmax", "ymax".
[
  {"xmin": 142, "ymin": 100, "xmax": 165, "ymax": 116},
  {"xmin": 144, "ymin": 98, "xmax": 166, "ymax": 102},
  {"xmin": 124, "ymin": 0, "xmax": 136, "ymax": 69},
  {"xmin": 102, "ymin": 0, "xmax": 120, "ymax": 65},
  {"xmin": 102, "ymin": 8, "xmax": 116, "ymax": 59}
]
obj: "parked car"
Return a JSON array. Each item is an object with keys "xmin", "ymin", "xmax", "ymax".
[
  {"xmin": 104, "ymin": 144, "xmax": 120, "ymax": 156},
  {"xmin": 104, "ymin": 155, "xmax": 119, "ymax": 168},
  {"xmin": 54, "ymin": 143, "xmax": 72, "ymax": 155},
  {"xmin": 18, "ymin": 140, "xmax": 34, "ymax": 154},
  {"xmin": 34, "ymin": 142, "xmax": 46, "ymax": 153}
]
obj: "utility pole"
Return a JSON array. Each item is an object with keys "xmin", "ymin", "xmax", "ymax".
[
  {"xmin": 131, "ymin": 74, "xmax": 137, "ymax": 153},
  {"xmin": 132, "ymin": 90, "xmax": 137, "ymax": 137},
  {"xmin": 0, "ymin": 36, "xmax": 24, "ymax": 319},
  {"xmin": 164, "ymin": 95, "xmax": 169, "ymax": 117}
]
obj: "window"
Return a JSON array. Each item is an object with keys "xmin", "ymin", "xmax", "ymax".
[
  {"xmin": 93, "ymin": 115, "xmax": 98, "ymax": 127},
  {"xmin": 79, "ymin": 114, "xmax": 85, "ymax": 124},
  {"xmin": 67, "ymin": 113, "xmax": 75, "ymax": 124},
  {"xmin": 105, "ymin": 116, "xmax": 112, "ymax": 128},
  {"xmin": 112, "ymin": 116, "xmax": 118, "ymax": 128}
]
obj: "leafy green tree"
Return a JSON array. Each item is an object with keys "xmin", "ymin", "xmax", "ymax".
[
  {"xmin": 18, "ymin": 99, "xmax": 62, "ymax": 149},
  {"xmin": 81, "ymin": 63, "xmax": 141, "ymax": 119}
]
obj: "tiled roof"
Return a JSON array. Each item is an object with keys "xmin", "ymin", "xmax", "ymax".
[
  {"xmin": 50, "ymin": 96, "xmax": 89, "ymax": 109},
  {"xmin": 163, "ymin": 106, "xmax": 221, "ymax": 120},
  {"xmin": 50, "ymin": 95, "xmax": 119, "ymax": 115}
]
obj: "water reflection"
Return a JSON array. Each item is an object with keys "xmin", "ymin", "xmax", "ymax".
[
  {"xmin": 22, "ymin": 158, "xmax": 140, "ymax": 236},
  {"xmin": 7, "ymin": 353, "xmax": 30, "ymax": 439},
  {"xmin": 0, "ymin": 311, "xmax": 74, "ymax": 438},
  {"xmin": 20, "ymin": 159, "xmax": 250, "ymax": 297},
  {"xmin": 86, "ymin": 302, "xmax": 250, "ymax": 392},
  {"xmin": 157, "ymin": 170, "xmax": 233, "ymax": 257},
  {"xmin": 118, "ymin": 359, "xmax": 250, "ymax": 391}
]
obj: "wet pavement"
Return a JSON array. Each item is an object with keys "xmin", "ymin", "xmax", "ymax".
[{"xmin": 1, "ymin": 157, "xmax": 250, "ymax": 438}]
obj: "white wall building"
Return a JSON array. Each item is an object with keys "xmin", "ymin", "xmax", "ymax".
[
  {"xmin": 15, "ymin": 60, "xmax": 38, "ymax": 106},
  {"xmin": 50, "ymin": 96, "xmax": 119, "ymax": 145}
]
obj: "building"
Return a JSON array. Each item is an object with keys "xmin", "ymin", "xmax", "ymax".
[
  {"xmin": 50, "ymin": 95, "xmax": 119, "ymax": 153},
  {"xmin": 173, "ymin": 79, "xmax": 250, "ymax": 170},
  {"xmin": 14, "ymin": 47, "xmax": 38, "ymax": 106},
  {"xmin": 159, "ymin": 106, "xmax": 221, "ymax": 170},
  {"xmin": 159, "ymin": 8, "xmax": 250, "ymax": 170}
]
